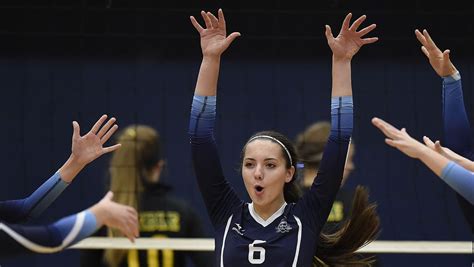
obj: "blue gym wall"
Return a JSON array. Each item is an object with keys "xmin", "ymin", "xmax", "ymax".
[{"xmin": 0, "ymin": 1, "xmax": 472, "ymax": 266}]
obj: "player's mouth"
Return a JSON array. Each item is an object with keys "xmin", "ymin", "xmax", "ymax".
[{"xmin": 254, "ymin": 185, "xmax": 264, "ymax": 195}]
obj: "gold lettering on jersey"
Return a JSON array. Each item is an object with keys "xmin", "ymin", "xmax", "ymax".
[
  {"xmin": 327, "ymin": 201, "xmax": 344, "ymax": 222},
  {"xmin": 139, "ymin": 211, "xmax": 181, "ymax": 232}
]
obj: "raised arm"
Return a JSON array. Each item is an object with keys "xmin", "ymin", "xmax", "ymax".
[
  {"xmin": 296, "ymin": 14, "xmax": 376, "ymax": 230},
  {"xmin": 415, "ymin": 29, "xmax": 471, "ymax": 156},
  {"xmin": 0, "ymin": 115, "xmax": 121, "ymax": 223},
  {"xmin": 190, "ymin": 9, "xmax": 240, "ymax": 96},
  {"xmin": 372, "ymin": 117, "xmax": 474, "ymax": 204},
  {"xmin": 188, "ymin": 9, "xmax": 242, "ymax": 227},
  {"xmin": 325, "ymin": 13, "xmax": 378, "ymax": 97},
  {"xmin": 0, "ymin": 191, "xmax": 138, "ymax": 257}
]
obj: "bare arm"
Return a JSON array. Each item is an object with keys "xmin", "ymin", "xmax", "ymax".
[{"xmin": 190, "ymin": 9, "xmax": 240, "ymax": 96}]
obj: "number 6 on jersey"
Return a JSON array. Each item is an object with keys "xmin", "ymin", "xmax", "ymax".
[{"xmin": 248, "ymin": 240, "xmax": 266, "ymax": 264}]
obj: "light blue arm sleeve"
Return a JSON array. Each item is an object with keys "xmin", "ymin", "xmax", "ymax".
[
  {"xmin": 441, "ymin": 161, "xmax": 474, "ymax": 204},
  {"xmin": 0, "ymin": 172, "xmax": 69, "ymax": 222}
]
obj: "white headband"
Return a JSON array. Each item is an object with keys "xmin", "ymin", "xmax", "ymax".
[{"xmin": 247, "ymin": 135, "xmax": 293, "ymax": 166}]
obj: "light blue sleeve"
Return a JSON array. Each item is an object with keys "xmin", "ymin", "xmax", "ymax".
[
  {"xmin": 0, "ymin": 172, "xmax": 69, "ymax": 222},
  {"xmin": 441, "ymin": 161, "xmax": 474, "ymax": 204}
]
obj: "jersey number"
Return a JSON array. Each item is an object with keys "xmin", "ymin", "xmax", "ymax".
[
  {"xmin": 248, "ymin": 240, "xmax": 266, "ymax": 264},
  {"xmin": 128, "ymin": 234, "xmax": 174, "ymax": 267}
]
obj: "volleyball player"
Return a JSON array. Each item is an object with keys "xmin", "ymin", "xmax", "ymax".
[{"xmin": 188, "ymin": 9, "xmax": 378, "ymax": 266}]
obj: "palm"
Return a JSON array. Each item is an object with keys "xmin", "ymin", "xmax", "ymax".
[
  {"xmin": 200, "ymin": 29, "xmax": 229, "ymax": 57},
  {"xmin": 415, "ymin": 29, "xmax": 457, "ymax": 77},
  {"xmin": 71, "ymin": 115, "xmax": 121, "ymax": 166},
  {"xmin": 329, "ymin": 33, "xmax": 365, "ymax": 60},
  {"xmin": 427, "ymin": 50, "xmax": 454, "ymax": 77},
  {"xmin": 326, "ymin": 14, "xmax": 378, "ymax": 60},
  {"xmin": 190, "ymin": 9, "xmax": 240, "ymax": 57},
  {"xmin": 72, "ymin": 133, "xmax": 105, "ymax": 164}
]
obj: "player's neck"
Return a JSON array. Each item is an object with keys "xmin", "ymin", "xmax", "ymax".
[{"xmin": 253, "ymin": 196, "xmax": 286, "ymax": 221}]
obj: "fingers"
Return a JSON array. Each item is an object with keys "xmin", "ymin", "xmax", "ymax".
[
  {"xmin": 218, "ymin": 8, "xmax": 226, "ymax": 30},
  {"xmin": 371, "ymin": 117, "xmax": 399, "ymax": 139},
  {"xmin": 422, "ymin": 29, "xmax": 439, "ymax": 49},
  {"xmin": 434, "ymin": 140, "xmax": 444, "ymax": 153},
  {"xmin": 90, "ymin": 115, "xmax": 108, "ymax": 135},
  {"xmin": 103, "ymin": 143, "xmax": 122, "ymax": 154},
  {"xmin": 349, "ymin": 14, "xmax": 366, "ymax": 32},
  {"xmin": 423, "ymin": 136, "xmax": 435, "ymax": 148},
  {"xmin": 200, "ymin": 10, "xmax": 212, "ymax": 29},
  {"xmin": 361, "ymin": 37, "xmax": 379, "ymax": 45},
  {"xmin": 190, "ymin": 16, "xmax": 204, "ymax": 33},
  {"xmin": 421, "ymin": 46, "xmax": 430, "ymax": 58},
  {"xmin": 128, "ymin": 208, "xmax": 139, "ymax": 238},
  {"xmin": 97, "ymin": 117, "xmax": 116, "ymax": 139},
  {"xmin": 123, "ymin": 224, "xmax": 136, "ymax": 243},
  {"xmin": 100, "ymin": 124, "xmax": 119, "ymax": 145},
  {"xmin": 357, "ymin": 23, "xmax": 376, "ymax": 37},
  {"xmin": 72, "ymin": 121, "xmax": 80, "ymax": 141},
  {"xmin": 385, "ymin": 138, "xmax": 399, "ymax": 148},
  {"xmin": 123, "ymin": 208, "xmax": 139, "ymax": 242},
  {"xmin": 415, "ymin": 29, "xmax": 427, "ymax": 46},
  {"xmin": 325, "ymin": 25, "xmax": 334, "ymax": 42},
  {"xmin": 207, "ymin": 11, "xmax": 219, "ymax": 29},
  {"xmin": 339, "ymin": 13, "xmax": 352, "ymax": 34}
]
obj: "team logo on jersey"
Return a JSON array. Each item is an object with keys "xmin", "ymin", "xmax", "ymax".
[
  {"xmin": 275, "ymin": 219, "xmax": 292, "ymax": 233},
  {"xmin": 232, "ymin": 223, "xmax": 245, "ymax": 235}
]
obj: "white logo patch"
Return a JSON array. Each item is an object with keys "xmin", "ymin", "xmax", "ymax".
[
  {"xmin": 232, "ymin": 223, "xmax": 245, "ymax": 235},
  {"xmin": 275, "ymin": 219, "xmax": 292, "ymax": 233}
]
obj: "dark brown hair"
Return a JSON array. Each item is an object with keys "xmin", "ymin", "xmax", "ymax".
[{"xmin": 314, "ymin": 186, "xmax": 380, "ymax": 266}]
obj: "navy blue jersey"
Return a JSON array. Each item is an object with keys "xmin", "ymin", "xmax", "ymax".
[
  {"xmin": 189, "ymin": 95, "xmax": 352, "ymax": 266},
  {"xmin": 0, "ymin": 172, "xmax": 97, "ymax": 257},
  {"xmin": 441, "ymin": 74, "xmax": 474, "ymax": 229}
]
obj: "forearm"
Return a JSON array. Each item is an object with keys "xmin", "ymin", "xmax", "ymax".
[
  {"xmin": 440, "ymin": 162, "xmax": 474, "ymax": 204},
  {"xmin": 417, "ymin": 146, "xmax": 451, "ymax": 177},
  {"xmin": 0, "ymin": 172, "xmax": 69, "ymax": 222},
  {"xmin": 58, "ymin": 155, "xmax": 86, "ymax": 183},
  {"xmin": 453, "ymin": 155, "xmax": 474, "ymax": 172},
  {"xmin": 331, "ymin": 57, "xmax": 352, "ymax": 97},
  {"xmin": 0, "ymin": 211, "xmax": 97, "ymax": 256},
  {"xmin": 194, "ymin": 56, "xmax": 221, "ymax": 96}
]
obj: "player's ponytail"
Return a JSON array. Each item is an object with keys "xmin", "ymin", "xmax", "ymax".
[{"xmin": 313, "ymin": 186, "xmax": 380, "ymax": 266}]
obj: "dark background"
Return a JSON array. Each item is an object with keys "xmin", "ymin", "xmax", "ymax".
[{"xmin": 0, "ymin": 0, "xmax": 472, "ymax": 266}]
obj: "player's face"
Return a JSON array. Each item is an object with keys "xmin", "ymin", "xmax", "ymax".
[{"xmin": 242, "ymin": 139, "xmax": 294, "ymax": 213}]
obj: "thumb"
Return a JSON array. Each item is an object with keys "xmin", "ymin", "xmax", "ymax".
[
  {"xmin": 72, "ymin": 121, "xmax": 80, "ymax": 140},
  {"xmin": 325, "ymin": 25, "xmax": 334, "ymax": 41},
  {"xmin": 434, "ymin": 140, "xmax": 443, "ymax": 151},
  {"xmin": 224, "ymin": 32, "xmax": 241, "ymax": 48},
  {"xmin": 443, "ymin": 49, "xmax": 451, "ymax": 61},
  {"xmin": 104, "ymin": 191, "xmax": 114, "ymax": 201}
]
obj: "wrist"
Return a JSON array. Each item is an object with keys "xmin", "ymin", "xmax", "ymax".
[
  {"xmin": 415, "ymin": 144, "xmax": 432, "ymax": 160},
  {"xmin": 332, "ymin": 55, "xmax": 352, "ymax": 63},
  {"xmin": 89, "ymin": 203, "xmax": 108, "ymax": 228},
  {"xmin": 202, "ymin": 55, "xmax": 221, "ymax": 63},
  {"xmin": 58, "ymin": 155, "xmax": 86, "ymax": 183}
]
